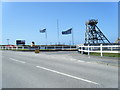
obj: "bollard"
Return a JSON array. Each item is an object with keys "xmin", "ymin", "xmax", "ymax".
[{"xmin": 35, "ymin": 49, "xmax": 40, "ymax": 53}]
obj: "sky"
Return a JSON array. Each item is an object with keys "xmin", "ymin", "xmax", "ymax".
[{"xmin": 1, "ymin": 2, "xmax": 118, "ymax": 45}]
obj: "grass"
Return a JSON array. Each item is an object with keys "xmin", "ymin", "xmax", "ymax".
[{"xmin": 89, "ymin": 52, "xmax": 119, "ymax": 57}]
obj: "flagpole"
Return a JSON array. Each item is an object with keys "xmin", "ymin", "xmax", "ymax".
[
  {"xmin": 45, "ymin": 29, "xmax": 47, "ymax": 45},
  {"xmin": 57, "ymin": 19, "xmax": 60, "ymax": 45},
  {"xmin": 72, "ymin": 28, "xmax": 74, "ymax": 45}
]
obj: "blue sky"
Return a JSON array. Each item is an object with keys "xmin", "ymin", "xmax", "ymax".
[{"xmin": 2, "ymin": 2, "xmax": 118, "ymax": 45}]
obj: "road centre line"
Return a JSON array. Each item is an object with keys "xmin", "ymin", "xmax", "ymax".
[
  {"xmin": 36, "ymin": 66, "xmax": 99, "ymax": 85},
  {"xmin": 9, "ymin": 58, "xmax": 26, "ymax": 64}
]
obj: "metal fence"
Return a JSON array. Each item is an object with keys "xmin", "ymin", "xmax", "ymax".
[
  {"xmin": 77, "ymin": 44, "xmax": 120, "ymax": 56},
  {"xmin": 0, "ymin": 45, "xmax": 77, "ymax": 51}
]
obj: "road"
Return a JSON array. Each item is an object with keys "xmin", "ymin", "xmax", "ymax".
[{"xmin": 1, "ymin": 51, "xmax": 118, "ymax": 88}]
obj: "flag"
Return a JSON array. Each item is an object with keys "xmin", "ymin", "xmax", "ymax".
[
  {"xmin": 40, "ymin": 28, "xmax": 46, "ymax": 33},
  {"xmin": 62, "ymin": 28, "xmax": 72, "ymax": 35}
]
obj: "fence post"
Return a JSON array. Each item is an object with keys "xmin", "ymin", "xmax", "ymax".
[
  {"xmin": 8, "ymin": 46, "xmax": 10, "ymax": 50},
  {"xmin": 62, "ymin": 46, "xmax": 64, "ymax": 50},
  {"xmin": 111, "ymin": 46, "xmax": 113, "ymax": 51},
  {"xmin": 100, "ymin": 44, "xmax": 103, "ymax": 57},
  {"xmin": 22, "ymin": 46, "xmax": 24, "ymax": 50},
  {"xmin": 38, "ymin": 46, "xmax": 39, "ymax": 50},
  {"xmin": 54, "ymin": 46, "xmax": 56, "ymax": 50},
  {"xmin": 12, "ymin": 46, "xmax": 13, "ymax": 50},
  {"xmin": 81, "ymin": 45, "xmax": 83, "ymax": 54},
  {"xmin": 70, "ymin": 45, "xmax": 71, "ymax": 50},
  {"xmin": 16, "ymin": 46, "xmax": 18, "ymax": 50},
  {"xmin": 88, "ymin": 44, "xmax": 90, "ymax": 56}
]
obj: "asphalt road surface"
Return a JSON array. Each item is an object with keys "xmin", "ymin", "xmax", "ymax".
[{"xmin": 1, "ymin": 51, "xmax": 118, "ymax": 88}]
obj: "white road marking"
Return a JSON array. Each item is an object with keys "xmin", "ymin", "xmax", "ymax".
[
  {"xmin": 77, "ymin": 60, "xmax": 85, "ymax": 63},
  {"xmin": 70, "ymin": 59, "xmax": 86, "ymax": 63},
  {"xmin": 36, "ymin": 66, "xmax": 99, "ymax": 85},
  {"xmin": 70, "ymin": 59, "xmax": 77, "ymax": 61},
  {"xmin": 86, "ymin": 62, "xmax": 92, "ymax": 63},
  {"xmin": 9, "ymin": 58, "xmax": 26, "ymax": 64}
]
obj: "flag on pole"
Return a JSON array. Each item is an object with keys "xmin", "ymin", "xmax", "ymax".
[
  {"xmin": 40, "ymin": 28, "xmax": 46, "ymax": 33},
  {"xmin": 62, "ymin": 28, "xmax": 72, "ymax": 35}
]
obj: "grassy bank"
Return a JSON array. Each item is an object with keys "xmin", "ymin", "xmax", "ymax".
[{"xmin": 89, "ymin": 52, "xmax": 119, "ymax": 57}]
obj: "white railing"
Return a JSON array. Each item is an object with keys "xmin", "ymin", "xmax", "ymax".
[
  {"xmin": 77, "ymin": 44, "xmax": 120, "ymax": 56},
  {"xmin": 0, "ymin": 45, "xmax": 77, "ymax": 50}
]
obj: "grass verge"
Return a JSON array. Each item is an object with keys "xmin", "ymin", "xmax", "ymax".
[{"xmin": 90, "ymin": 52, "xmax": 119, "ymax": 57}]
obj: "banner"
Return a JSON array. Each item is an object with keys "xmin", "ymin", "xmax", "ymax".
[
  {"xmin": 40, "ymin": 28, "xmax": 46, "ymax": 33},
  {"xmin": 62, "ymin": 28, "xmax": 72, "ymax": 35}
]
